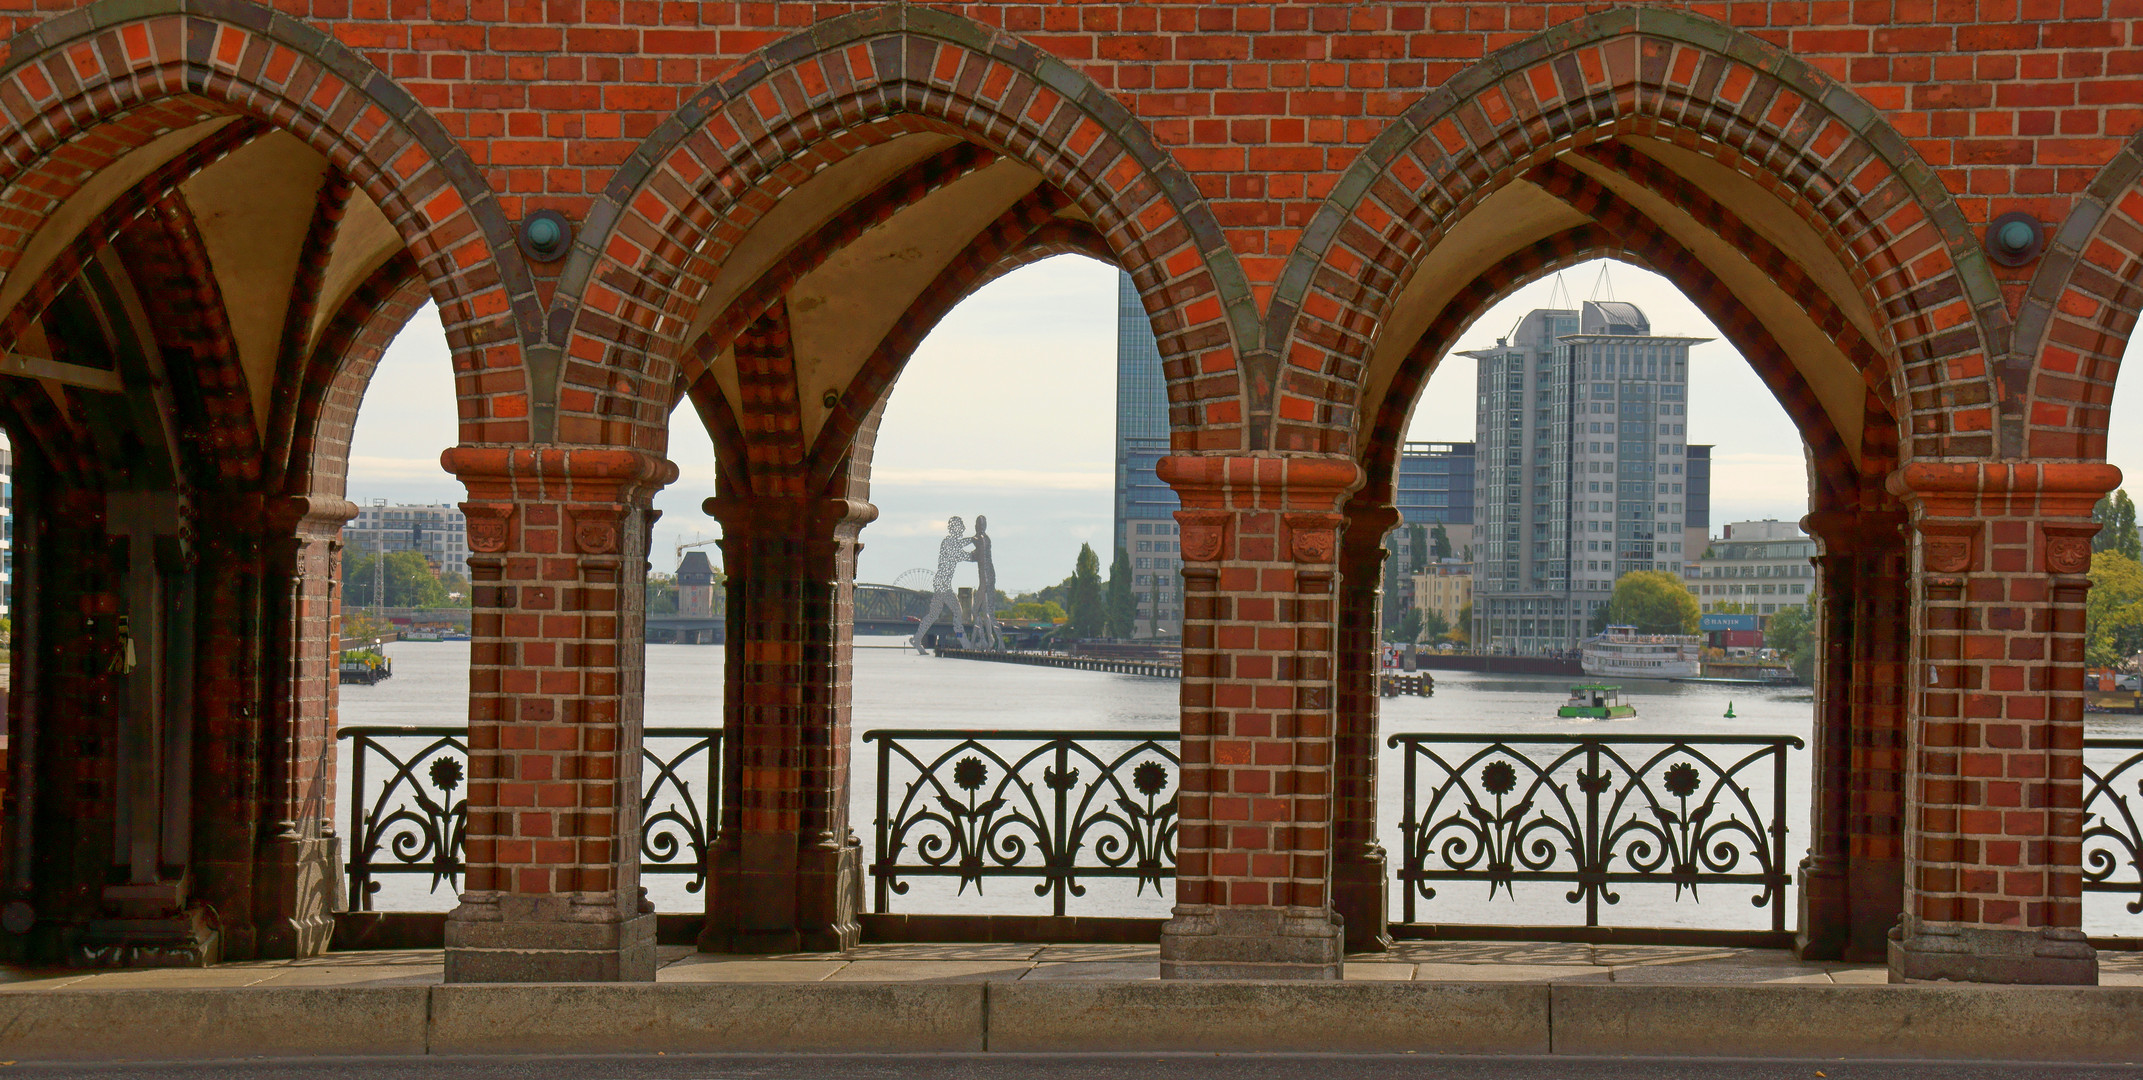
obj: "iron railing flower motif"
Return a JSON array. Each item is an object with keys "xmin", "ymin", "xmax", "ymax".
[
  {"xmin": 867, "ymin": 730, "xmax": 1178, "ymax": 916},
  {"xmin": 1390, "ymin": 733, "xmax": 1802, "ymax": 931},
  {"xmin": 2084, "ymin": 740, "xmax": 2143, "ymax": 914},
  {"xmin": 340, "ymin": 726, "xmax": 720, "ymax": 907}
]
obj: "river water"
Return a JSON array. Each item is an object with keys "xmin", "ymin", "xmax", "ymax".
[{"xmin": 338, "ymin": 640, "xmax": 2143, "ymax": 938}]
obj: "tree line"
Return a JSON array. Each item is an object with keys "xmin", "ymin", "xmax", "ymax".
[{"xmin": 341, "ymin": 549, "xmax": 471, "ymax": 609}]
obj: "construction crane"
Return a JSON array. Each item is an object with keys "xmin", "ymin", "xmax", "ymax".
[{"xmin": 675, "ymin": 536, "xmax": 721, "ymax": 568}]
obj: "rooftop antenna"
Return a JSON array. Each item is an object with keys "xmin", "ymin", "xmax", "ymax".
[
  {"xmin": 1589, "ymin": 262, "xmax": 1617, "ymax": 302},
  {"xmin": 1544, "ymin": 272, "xmax": 1573, "ymax": 311}
]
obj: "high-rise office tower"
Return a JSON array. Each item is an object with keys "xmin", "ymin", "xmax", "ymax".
[
  {"xmin": 1113, "ymin": 271, "xmax": 1182, "ymax": 638},
  {"xmin": 1460, "ymin": 301, "xmax": 1709, "ymax": 654}
]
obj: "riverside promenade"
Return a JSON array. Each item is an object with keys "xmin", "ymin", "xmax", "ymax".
[{"xmin": 3, "ymin": 944, "xmax": 2141, "ymax": 1064}]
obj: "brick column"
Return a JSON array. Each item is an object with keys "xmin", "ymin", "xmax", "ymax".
[
  {"xmin": 1332, "ymin": 499, "xmax": 1398, "ymax": 954},
  {"xmin": 1795, "ymin": 508, "xmax": 1907, "ymax": 962},
  {"xmin": 254, "ymin": 494, "xmax": 358, "ymax": 959},
  {"xmin": 441, "ymin": 447, "xmax": 676, "ymax": 983},
  {"xmin": 1887, "ymin": 462, "xmax": 2114, "ymax": 984},
  {"xmin": 1157, "ymin": 455, "xmax": 1360, "ymax": 980},
  {"xmin": 698, "ymin": 492, "xmax": 873, "ymax": 954}
]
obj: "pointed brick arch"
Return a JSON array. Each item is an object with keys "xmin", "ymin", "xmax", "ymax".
[
  {"xmin": 1271, "ymin": 8, "xmax": 1998, "ymax": 461},
  {"xmin": 0, "ymin": 0, "xmax": 529, "ymax": 445},
  {"xmin": 561, "ymin": 4, "xmax": 1250, "ymax": 458},
  {"xmin": 2017, "ymin": 132, "xmax": 2143, "ymax": 461}
]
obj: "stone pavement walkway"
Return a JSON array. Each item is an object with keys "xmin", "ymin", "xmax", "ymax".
[{"xmin": 0, "ymin": 940, "xmax": 2136, "ymax": 988}]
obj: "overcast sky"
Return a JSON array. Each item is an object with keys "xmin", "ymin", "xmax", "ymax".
[{"xmin": 347, "ymin": 255, "xmax": 2143, "ymax": 594}]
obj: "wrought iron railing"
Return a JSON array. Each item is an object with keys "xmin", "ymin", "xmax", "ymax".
[
  {"xmin": 339, "ymin": 725, "xmax": 721, "ymax": 910},
  {"xmin": 1387, "ymin": 733, "xmax": 1802, "ymax": 931},
  {"xmin": 2085, "ymin": 738, "xmax": 2143, "ymax": 915},
  {"xmin": 865, "ymin": 729, "xmax": 1179, "ymax": 916}
]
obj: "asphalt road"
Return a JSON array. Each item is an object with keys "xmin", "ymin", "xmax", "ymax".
[{"xmin": 5, "ymin": 1056, "xmax": 2139, "ymax": 1080}]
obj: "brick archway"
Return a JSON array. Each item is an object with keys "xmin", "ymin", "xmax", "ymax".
[
  {"xmin": 0, "ymin": 0, "xmax": 530, "ymax": 444},
  {"xmin": 560, "ymin": 4, "xmax": 1250, "ymax": 458},
  {"xmin": 1271, "ymin": 8, "xmax": 1999, "ymax": 462},
  {"xmin": 2017, "ymin": 132, "xmax": 2143, "ymax": 461}
]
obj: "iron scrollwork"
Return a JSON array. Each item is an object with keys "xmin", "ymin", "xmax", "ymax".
[
  {"xmin": 2084, "ymin": 738, "xmax": 2143, "ymax": 914},
  {"xmin": 340, "ymin": 725, "xmax": 721, "ymax": 908},
  {"xmin": 865, "ymin": 729, "xmax": 1179, "ymax": 916},
  {"xmin": 1388, "ymin": 733, "xmax": 1803, "ymax": 930}
]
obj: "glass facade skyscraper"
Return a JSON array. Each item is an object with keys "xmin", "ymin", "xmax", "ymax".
[
  {"xmin": 1114, "ymin": 271, "xmax": 1181, "ymax": 637},
  {"xmin": 1461, "ymin": 301, "xmax": 1708, "ymax": 655}
]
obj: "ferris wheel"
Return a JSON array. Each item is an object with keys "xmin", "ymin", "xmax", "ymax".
[{"xmin": 890, "ymin": 568, "xmax": 934, "ymax": 593}]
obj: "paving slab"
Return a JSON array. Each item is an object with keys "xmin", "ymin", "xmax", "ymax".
[
  {"xmin": 1020, "ymin": 961, "xmax": 1158, "ymax": 980},
  {"xmin": 1340, "ymin": 962, "xmax": 1416, "ymax": 980},
  {"xmin": 823, "ymin": 960, "xmax": 1033, "ymax": 982},
  {"xmin": 1031, "ymin": 944, "xmax": 1159, "ymax": 962},
  {"xmin": 1607, "ymin": 962, "xmax": 1833, "ymax": 984},
  {"xmin": 1384, "ymin": 941, "xmax": 1595, "ymax": 965},
  {"xmin": 658, "ymin": 959, "xmax": 850, "ymax": 983},
  {"xmin": 845, "ymin": 943, "xmax": 1042, "ymax": 961},
  {"xmin": 1824, "ymin": 967, "xmax": 1890, "ymax": 985},
  {"xmin": 1412, "ymin": 962, "xmax": 1607, "ymax": 982}
]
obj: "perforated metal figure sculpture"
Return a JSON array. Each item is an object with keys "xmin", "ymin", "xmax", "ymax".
[
  {"xmin": 911, "ymin": 516, "xmax": 973, "ymax": 654},
  {"xmin": 970, "ymin": 515, "xmax": 1002, "ymax": 651}
]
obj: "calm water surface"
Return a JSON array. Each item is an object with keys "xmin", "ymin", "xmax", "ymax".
[{"xmin": 338, "ymin": 640, "xmax": 2143, "ymax": 937}]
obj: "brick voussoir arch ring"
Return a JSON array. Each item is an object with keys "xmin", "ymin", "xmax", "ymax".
[
  {"xmin": 560, "ymin": 3, "xmax": 1254, "ymax": 456},
  {"xmin": 0, "ymin": 0, "xmax": 533, "ymax": 441},
  {"xmin": 2016, "ymin": 130, "xmax": 2143, "ymax": 461},
  {"xmin": 1272, "ymin": 6, "xmax": 2002, "ymax": 461}
]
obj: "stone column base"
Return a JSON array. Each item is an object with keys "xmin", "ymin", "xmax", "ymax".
[
  {"xmin": 1159, "ymin": 906, "xmax": 1344, "ymax": 980},
  {"xmin": 700, "ymin": 834, "xmax": 861, "ymax": 954},
  {"xmin": 72, "ymin": 892, "xmax": 221, "ymax": 969},
  {"xmin": 255, "ymin": 834, "xmax": 342, "ymax": 960},
  {"xmin": 445, "ymin": 897, "xmax": 657, "ymax": 982},
  {"xmin": 1333, "ymin": 847, "xmax": 1390, "ymax": 954},
  {"xmin": 1889, "ymin": 922, "xmax": 2097, "ymax": 985}
]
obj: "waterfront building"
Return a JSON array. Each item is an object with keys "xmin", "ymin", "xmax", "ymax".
[
  {"xmin": 1114, "ymin": 271, "xmax": 1182, "ymax": 638},
  {"xmin": 676, "ymin": 550, "xmax": 719, "ymax": 619},
  {"xmin": 1411, "ymin": 560, "xmax": 1472, "ymax": 634},
  {"xmin": 345, "ymin": 502, "xmax": 473, "ymax": 578},
  {"xmin": 1688, "ymin": 519, "xmax": 1818, "ymax": 616},
  {"xmin": 1461, "ymin": 301, "xmax": 1709, "ymax": 655}
]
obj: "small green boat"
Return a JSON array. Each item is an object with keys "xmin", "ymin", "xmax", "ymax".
[{"xmin": 1558, "ymin": 684, "xmax": 1635, "ymax": 720}]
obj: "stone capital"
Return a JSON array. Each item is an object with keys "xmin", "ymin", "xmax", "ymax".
[
  {"xmin": 1156, "ymin": 454, "xmax": 1363, "ymax": 512},
  {"xmin": 1887, "ymin": 461, "xmax": 2120, "ymax": 520},
  {"xmin": 440, "ymin": 446, "xmax": 679, "ymax": 507},
  {"xmin": 1800, "ymin": 509, "xmax": 1906, "ymax": 557},
  {"xmin": 701, "ymin": 494, "xmax": 878, "ymax": 538}
]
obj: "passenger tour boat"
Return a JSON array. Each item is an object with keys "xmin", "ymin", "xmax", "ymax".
[{"xmin": 1580, "ymin": 624, "xmax": 1702, "ymax": 679}]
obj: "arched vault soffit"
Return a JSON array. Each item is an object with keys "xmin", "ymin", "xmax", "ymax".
[
  {"xmin": 2015, "ymin": 126, "xmax": 2143, "ymax": 460},
  {"xmin": 559, "ymin": 4, "xmax": 1251, "ymax": 455},
  {"xmin": 1361, "ymin": 137, "xmax": 1884, "ymax": 474},
  {"xmin": 1272, "ymin": 7, "xmax": 2003, "ymax": 462},
  {"xmin": 0, "ymin": 0, "xmax": 528, "ymax": 446}
]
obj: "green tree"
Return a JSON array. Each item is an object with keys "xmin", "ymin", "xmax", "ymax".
[
  {"xmin": 1430, "ymin": 523, "xmax": 1452, "ymax": 560},
  {"xmin": 343, "ymin": 549, "xmax": 451, "ymax": 608},
  {"xmin": 1105, "ymin": 547, "xmax": 1135, "ymax": 638},
  {"xmin": 1452, "ymin": 601, "xmax": 1472, "ymax": 644},
  {"xmin": 1395, "ymin": 606, "xmax": 1423, "ymax": 643},
  {"xmin": 1419, "ymin": 607, "xmax": 1451, "ymax": 642},
  {"xmin": 2088, "ymin": 550, "xmax": 2143, "ymax": 668},
  {"xmin": 1709, "ymin": 601, "xmax": 1757, "ymax": 615},
  {"xmin": 646, "ymin": 573, "xmax": 680, "ymax": 615},
  {"xmin": 1765, "ymin": 602, "xmax": 1818, "ymax": 683},
  {"xmin": 2095, "ymin": 491, "xmax": 2143, "ymax": 561},
  {"xmin": 1605, "ymin": 570, "xmax": 1700, "ymax": 635},
  {"xmin": 1000, "ymin": 600, "xmax": 1066, "ymax": 622},
  {"xmin": 1408, "ymin": 524, "xmax": 1428, "ymax": 570},
  {"xmin": 1066, "ymin": 544, "xmax": 1104, "ymax": 639}
]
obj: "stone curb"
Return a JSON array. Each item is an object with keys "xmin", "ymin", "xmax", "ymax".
[{"xmin": 0, "ymin": 982, "xmax": 2139, "ymax": 1062}]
